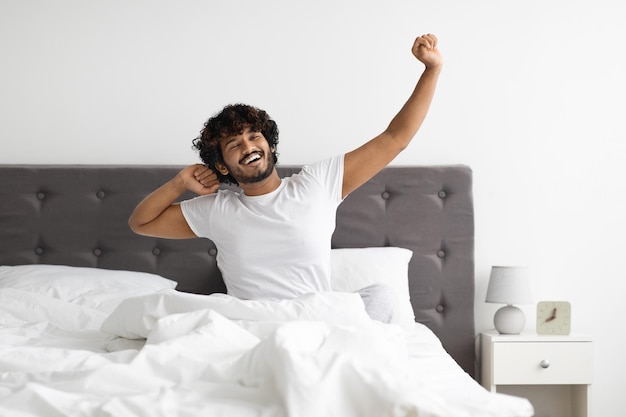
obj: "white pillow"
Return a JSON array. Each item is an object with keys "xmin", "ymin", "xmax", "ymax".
[
  {"xmin": 0, "ymin": 264, "xmax": 178, "ymax": 314},
  {"xmin": 330, "ymin": 247, "xmax": 414, "ymax": 326}
]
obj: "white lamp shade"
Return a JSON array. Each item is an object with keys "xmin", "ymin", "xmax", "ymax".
[{"xmin": 485, "ymin": 266, "xmax": 532, "ymax": 305}]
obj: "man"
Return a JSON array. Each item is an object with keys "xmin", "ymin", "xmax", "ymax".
[{"xmin": 129, "ymin": 34, "xmax": 442, "ymax": 322}]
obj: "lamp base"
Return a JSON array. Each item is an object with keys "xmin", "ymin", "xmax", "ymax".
[{"xmin": 494, "ymin": 304, "xmax": 525, "ymax": 334}]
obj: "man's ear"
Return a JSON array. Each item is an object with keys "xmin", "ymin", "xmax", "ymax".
[{"xmin": 215, "ymin": 162, "xmax": 229, "ymax": 175}]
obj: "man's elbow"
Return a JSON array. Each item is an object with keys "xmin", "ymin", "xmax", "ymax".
[
  {"xmin": 128, "ymin": 216, "xmax": 145, "ymax": 235},
  {"xmin": 385, "ymin": 130, "xmax": 413, "ymax": 153}
]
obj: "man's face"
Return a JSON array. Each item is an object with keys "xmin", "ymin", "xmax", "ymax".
[{"xmin": 218, "ymin": 126, "xmax": 275, "ymax": 185}]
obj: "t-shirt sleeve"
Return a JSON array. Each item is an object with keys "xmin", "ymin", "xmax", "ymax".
[
  {"xmin": 301, "ymin": 154, "xmax": 345, "ymax": 205},
  {"xmin": 180, "ymin": 194, "xmax": 217, "ymax": 238}
]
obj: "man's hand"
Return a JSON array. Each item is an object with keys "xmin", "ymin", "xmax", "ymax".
[
  {"xmin": 177, "ymin": 164, "xmax": 220, "ymax": 196},
  {"xmin": 412, "ymin": 34, "xmax": 442, "ymax": 69}
]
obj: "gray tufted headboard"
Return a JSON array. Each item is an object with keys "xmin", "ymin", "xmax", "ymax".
[{"xmin": 0, "ymin": 164, "xmax": 475, "ymax": 376}]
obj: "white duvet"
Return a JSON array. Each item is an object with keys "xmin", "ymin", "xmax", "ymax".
[{"xmin": 0, "ymin": 288, "xmax": 533, "ymax": 417}]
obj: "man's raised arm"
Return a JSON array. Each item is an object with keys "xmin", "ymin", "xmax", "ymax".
[{"xmin": 342, "ymin": 34, "xmax": 443, "ymax": 198}]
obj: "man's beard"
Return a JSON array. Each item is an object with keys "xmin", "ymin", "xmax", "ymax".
[{"xmin": 230, "ymin": 151, "xmax": 276, "ymax": 185}]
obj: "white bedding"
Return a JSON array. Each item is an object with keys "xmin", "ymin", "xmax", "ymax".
[{"xmin": 0, "ymin": 287, "xmax": 533, "ymax": 417}]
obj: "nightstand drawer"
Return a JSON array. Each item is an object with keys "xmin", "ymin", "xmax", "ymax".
[{"xmin": 492, "ymin": 342, "xmax": 593, "ymax": 385}]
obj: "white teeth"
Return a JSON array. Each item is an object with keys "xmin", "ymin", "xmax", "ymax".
[{"xmin": 244, "ymin": 153, "xmax": 261, "ymax": 164}]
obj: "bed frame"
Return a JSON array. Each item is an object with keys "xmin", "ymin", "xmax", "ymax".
[{"xmin": 0, "ymin": 164, "xmax": 475, "ymax": 377}]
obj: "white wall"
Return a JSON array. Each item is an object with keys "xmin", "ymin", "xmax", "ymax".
[{"xmin": 2, "ymin": 1, "xmax": 624, "ymax": 414}]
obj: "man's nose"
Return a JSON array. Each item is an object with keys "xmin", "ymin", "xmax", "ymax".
[{"xmin": 241, "ymin": 138, "xmax": 256, "ymax": 153}]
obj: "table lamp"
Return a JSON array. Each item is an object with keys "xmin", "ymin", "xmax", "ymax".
[{"xmin": 485, "ymin": 266, "xmax": 532, "ymax": 334}]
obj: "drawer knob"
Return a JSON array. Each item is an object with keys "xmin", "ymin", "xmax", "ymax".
[{"xmin": 540, "ymin": 359, "xmax": 551, "ymax": 369}]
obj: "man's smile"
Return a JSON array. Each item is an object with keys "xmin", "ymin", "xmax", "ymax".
[{"xmin": 241, "ymin": 152, "xmax": 262, "ymax": 165}]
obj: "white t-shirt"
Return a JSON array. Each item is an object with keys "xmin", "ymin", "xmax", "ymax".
[{"xmin": 180, "ymin": 155, "xmax": 344, "ymax": 300}]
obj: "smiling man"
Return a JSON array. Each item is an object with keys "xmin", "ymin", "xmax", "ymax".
[
  {"xmin": 194, "ymin": 104, "xmax": 282, "ymax": 196},
  {"xmin": 128, "ymin": 34, "xmax": 442, "ymax": 321}
]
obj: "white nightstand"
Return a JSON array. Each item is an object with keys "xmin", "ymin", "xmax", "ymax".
[{"xmin": 480, "ymin": 331, "xmax": 593, "ymax": 417}]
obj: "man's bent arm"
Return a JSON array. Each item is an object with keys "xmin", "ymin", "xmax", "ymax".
[
  {"xmin": 342, "ymin": 34, "xmax": 442, "ymax": 198},
  {"xmin": 128, "ymin": 164, "xmax": 218, "ymax": 239}
]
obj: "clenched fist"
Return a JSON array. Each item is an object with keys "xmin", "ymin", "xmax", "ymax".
[{"xmin": 412, "ymin": 34, "xmax": 442, "ymax": 69}]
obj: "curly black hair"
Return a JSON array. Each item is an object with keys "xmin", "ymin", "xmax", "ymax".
[{"xmin": 192, "ymin": 103, "xmax": 279, "ymax": 185}]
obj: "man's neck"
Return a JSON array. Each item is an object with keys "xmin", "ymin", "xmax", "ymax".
[{"xmin": 240, "ymin": 169, "xmax": 282, "ymax": 196}]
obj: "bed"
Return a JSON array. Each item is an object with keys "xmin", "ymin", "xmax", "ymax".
[{"xmin": 0, "ymin": 164, "xmax": 533, "ymax": 417}]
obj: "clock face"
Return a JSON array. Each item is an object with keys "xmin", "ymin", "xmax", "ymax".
[
  {"xmin": 536, "ymin": 301, "xmax": 571, "ymax": 335},
  {"xmin": 537, "ymin": 301, "xmax": 572, "ymax": 335}
]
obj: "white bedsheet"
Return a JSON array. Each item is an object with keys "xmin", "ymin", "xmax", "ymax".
[{"xmin": 0, "ymin": 289, "xmax": 533, "ymax": 417}]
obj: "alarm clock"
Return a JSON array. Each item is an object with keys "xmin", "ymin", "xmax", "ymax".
[{"xmin": 536, "ymin": 301, "xmax": 571, "ymax": 335}]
